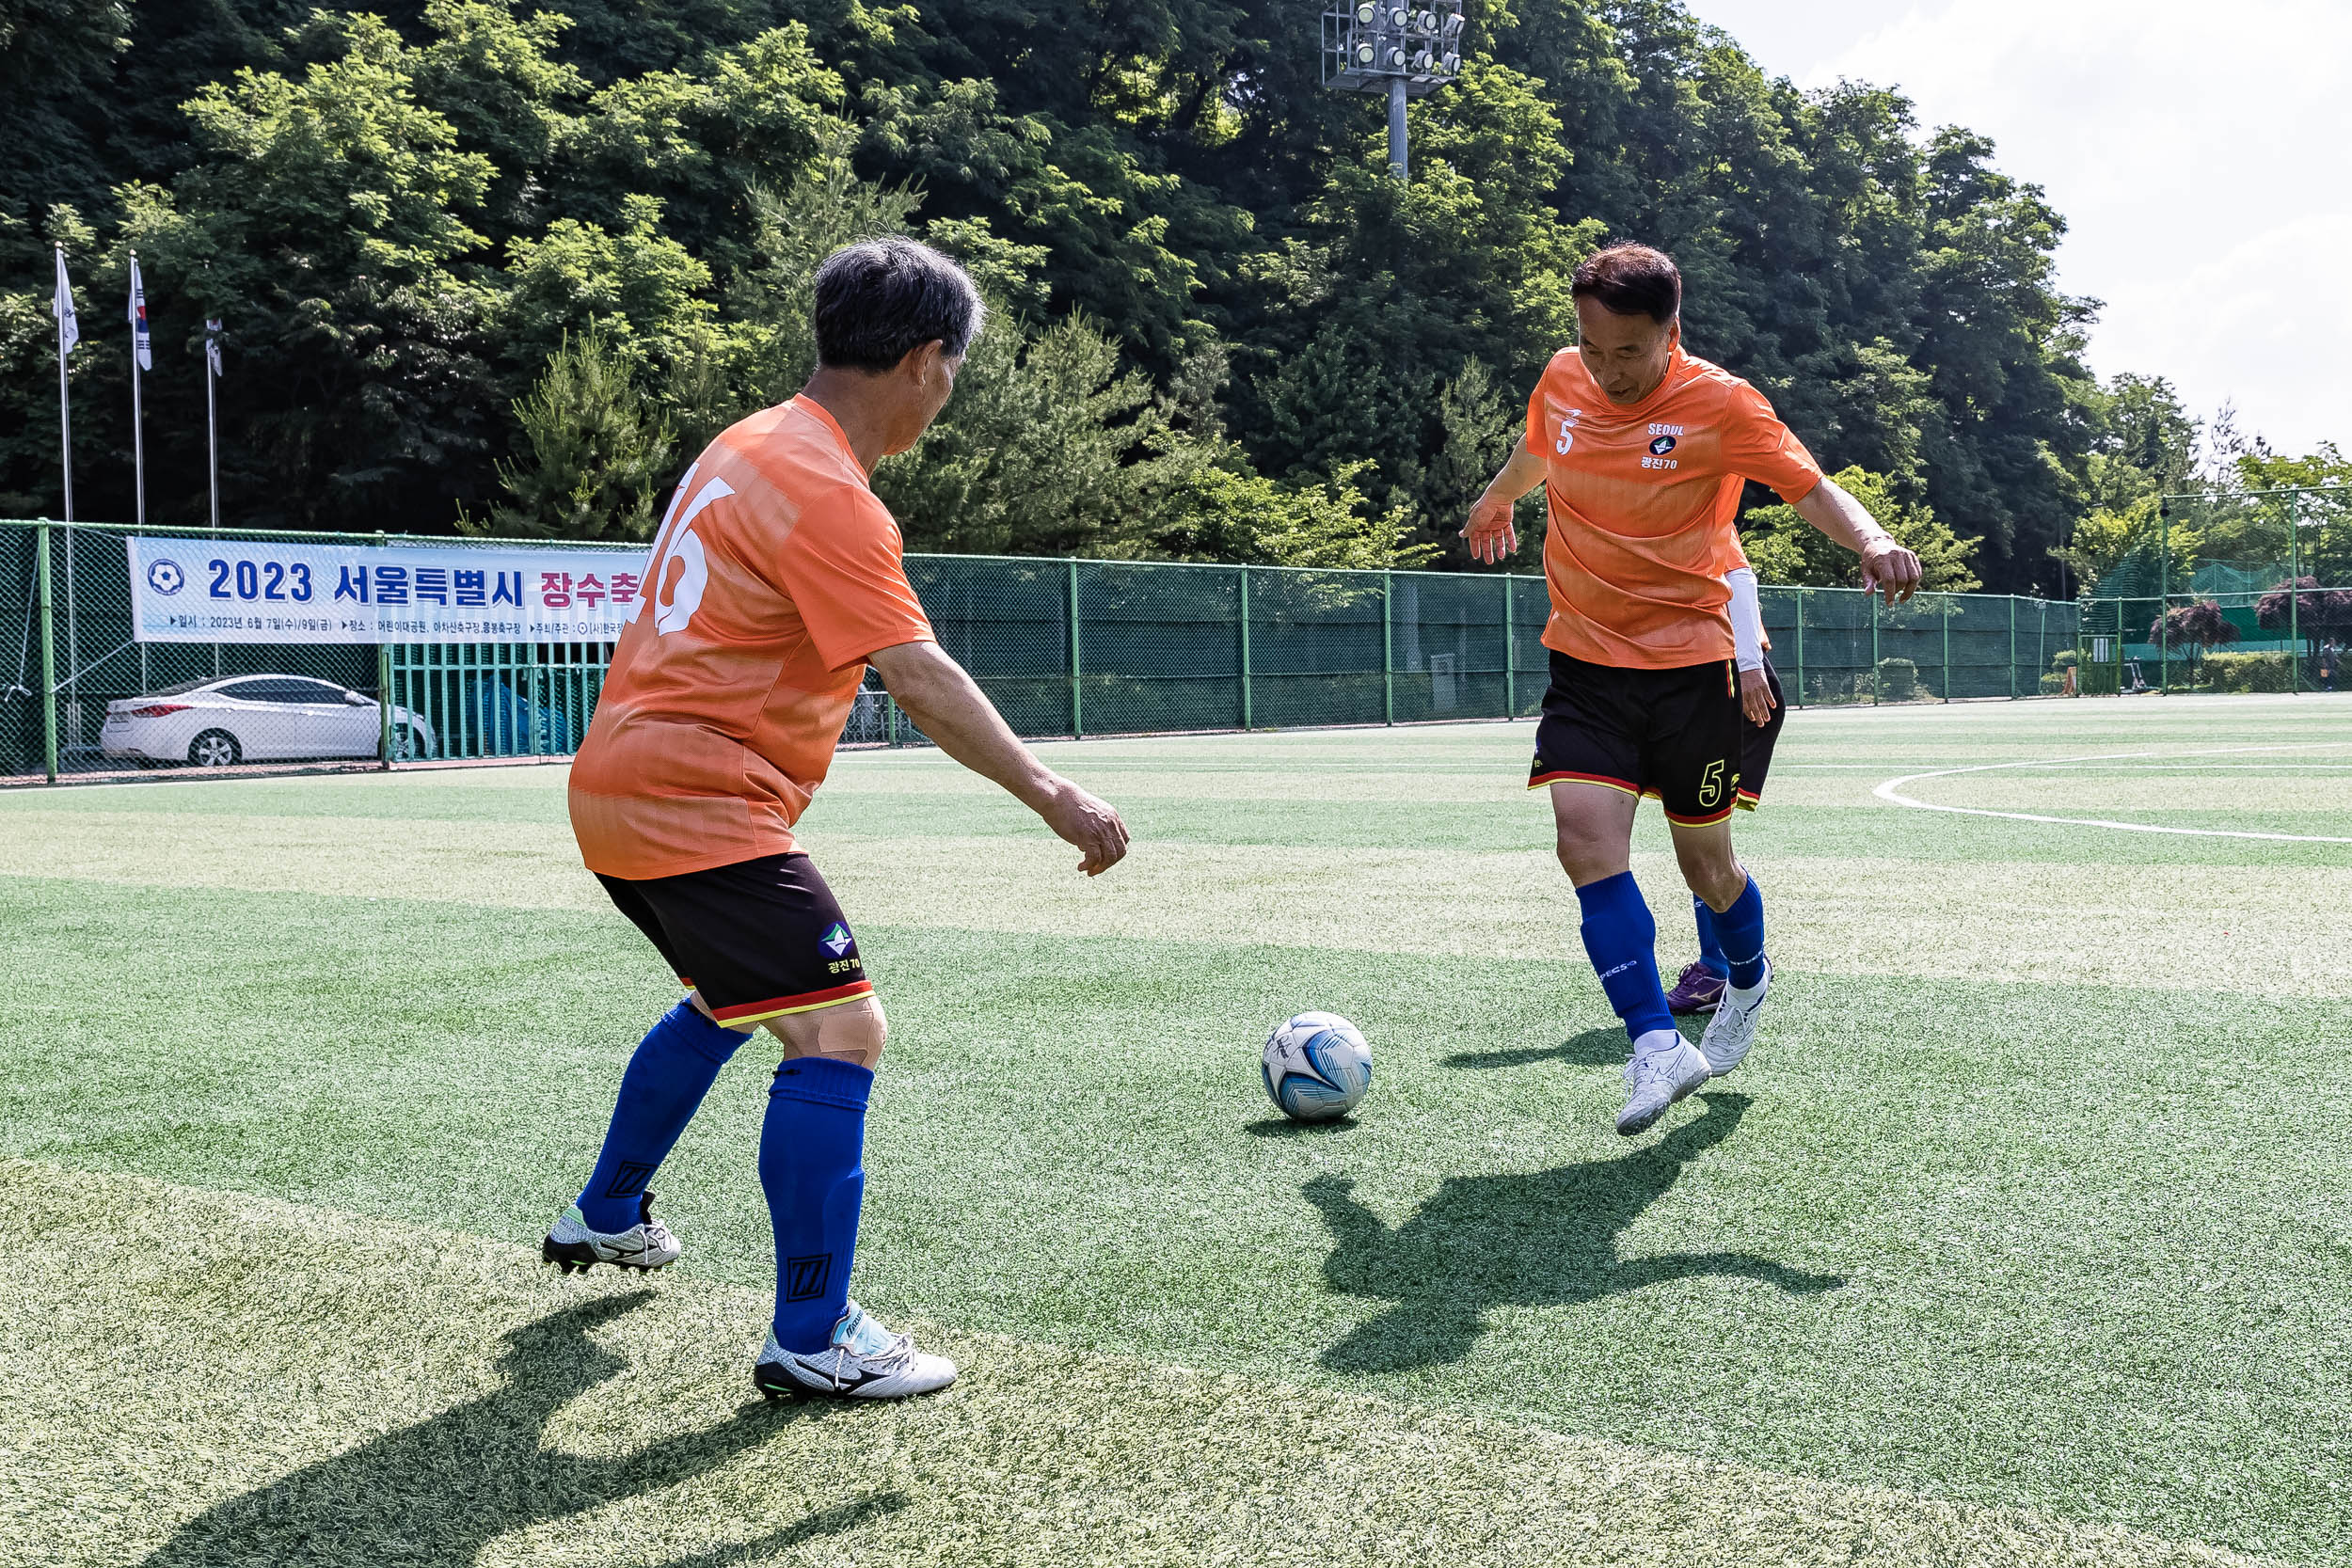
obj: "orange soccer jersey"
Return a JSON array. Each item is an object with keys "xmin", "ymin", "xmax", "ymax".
[
  {"xmin": 1526, "ymin": 345, "xmax": 1822, "ymax": 669},
  {"xmin": 568, "ymin": 397, "xmax": 934, "ymax": 881}
]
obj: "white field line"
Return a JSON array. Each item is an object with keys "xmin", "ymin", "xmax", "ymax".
[{"xmin": 1872, "ymin": 743, "xmax": 2352, "ymax": 844}]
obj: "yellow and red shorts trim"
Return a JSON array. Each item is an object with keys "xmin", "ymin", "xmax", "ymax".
[
  {"xmin": 707, "ymin": 979, "xmax": 876, "ymax": 1025},
  {"xmin": 1528, "ymin": 768, "xmax": 1640, "ymax": 796}
]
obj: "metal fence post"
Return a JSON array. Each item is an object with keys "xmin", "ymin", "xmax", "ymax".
[
  {"xmin": 1237, "ymin": 565, "xmax": 1253, "ymax": 730},
  {"xmin": 1793, "ymin": 586, "xmax": 1805, "ymax": 708},
  {"xmin": 2047, "ymin": 600, "xmax": 2059, "ymax": 695},
  {"xmin": 1501, "ymin": 574, "xmax": 1516, "ymax": 719},
  {"xmin": 1942, "ymin": 594, "xmax": 1952, "ymax": 702},
  {"xmin": 2157, "ymin": 498, "xmax": 2169, "ymax": 694},
  {"xmin": 36, "ymin": 522, "xmax": 57, "ymax": 783},
  {"xmin": 1870, "ymin": 588, "xmax": 1881, "ymax": 706},
  {"xmin": 2009, "ymin": 594, "xmax": 2018, "ymax": 699},
  {"xmin": 1382, "ymin": 571, "xmax": 1395, "ymax": 725},
  {"xmin": 377, "ymin": 643, "xmax": 394, "ymax": 768},
  {"xmin": 2290, "ymin": 492, "xmax": 2301, "ymax": 694},
  {"xmin": 375, "ymin": 532, "xmax": 394, "ymax": 768},
  {"xmin": 1067, "ymin": 557, "xmax": 1084, "ymax": 739}
]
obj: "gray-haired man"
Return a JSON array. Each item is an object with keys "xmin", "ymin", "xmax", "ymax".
[{"xmin": 548, "ymin": 239, "xmax": 1129, "ymax": 1400}]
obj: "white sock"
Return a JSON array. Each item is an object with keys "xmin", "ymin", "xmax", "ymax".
[
  {"xmin": 1632, "ymin": 1028, "xmax": 1685, "ymax": 1057},
  {"xmin": 1727, "ymin": 964, "xmax": 1770, "ymax": 1006}
]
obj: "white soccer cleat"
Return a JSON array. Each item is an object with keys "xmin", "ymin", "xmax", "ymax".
[
  {"xmin": 753, "ymin": 1301, "xmax": 959, "ymax": 1402},
  {"xmin": 1617, "ymin": 1029, "xmax": 1713, "ymax": 1136},
  {"xmin": 541, "ymin": 1195, "xmax": 682, "ymax": 1274},
  {"xmin": 1699, "ymin": 958, "xmax": 1772, "ymax": 1078}
]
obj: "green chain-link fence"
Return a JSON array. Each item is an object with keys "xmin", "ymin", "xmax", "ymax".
[
  {"xmin": 2076, "ymin": 486, "xmax": 2352, "ymax": 696},
  {"xmin": 2, "ymin": 517, "xmax": 2084, "ymax": 784}
]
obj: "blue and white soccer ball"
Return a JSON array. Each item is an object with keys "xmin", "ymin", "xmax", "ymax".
[{"xmin": 1261, "ymin": 1012, "xmax": 1373, "ymax": 1122}]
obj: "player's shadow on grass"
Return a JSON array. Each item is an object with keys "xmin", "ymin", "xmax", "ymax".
[
  {"xmin": 1441, "ymin": 1023, "xmax": 1636, "ymax": 1071},
  {"xmin": 137, "ymin": 1290, "xmax": 904, "ymax": 1568},
  {"xmin": 1307, "ymin": 1092, "xmax": 1841, "ymax": 1374}
]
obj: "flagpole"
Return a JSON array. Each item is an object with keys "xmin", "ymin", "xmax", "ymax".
[
  {"xmin": 130, "ymin": 249, "xmax": 146, "ymax": 529},
  {"xmin": 206, "ymin": 324, "xmax": 221, "ymax": 532},
  {"xmin": 55, "ymin": 245, "xmax": 72, "ymax": 523},
  {"xmin": 206, "ymin": 318, "xmax": 224, "ymax": 675}
]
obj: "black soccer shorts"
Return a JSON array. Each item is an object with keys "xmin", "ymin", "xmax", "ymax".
[
  {"xmin": 597, "ymin": 852, "xmax": 873, "ymax": 1026},
  {"xmin": 1528, "ymin": 649, "xmax": 1745, "ymax": 826},
  {"xmin": 1736, "ymin": 654, "xmax": 1787, "ymax": 811}
]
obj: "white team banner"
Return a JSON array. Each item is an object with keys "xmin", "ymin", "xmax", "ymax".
[{"xmin": 126, "ymin": 535, "xmax": 651, "ymax": 644}]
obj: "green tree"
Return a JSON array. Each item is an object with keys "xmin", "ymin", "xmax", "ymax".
[
  {"xmin": 1741, "ymin": 466, "xmax": 1981, "ymax": 592},
  {"xmin": 876, "ymin": 309, "xmax": 1159, "ymax": 557},
  {"xmin": 2233, "ymin": 445, "xmax": 2352, "ymax": 586},
  {"xmin": 1119, "ymin": 453, "xmax": 1431, "ymax": 572},
  {"xmin": 0, "ymin": 0, "xmax": 2169, "ymax": 574},
  {"xmin": 2055, "ymin": 374, "xmax": 2201, "ymax": 591},
  {"xmin": 461, "ymin": 320, "xmax": 674, "ymax": 540},
  {"xmin": 116, "ymin": 12, "xmax": 501, "ymax": 529}
]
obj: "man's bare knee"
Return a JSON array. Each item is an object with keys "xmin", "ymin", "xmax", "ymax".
[
  {"xmin": 766, "ymin": 996, "xmax": 888, "ymax": 1071},
  {"xmin": 1549, "ymin": 783, "xmax": 1636, "ymax": 888},
  {"xmin": 1667, "ymin": 819, "xmax": 1747, "ymax": 910},
  {"xmin": 1556, "ymin": 832, "xmax": 1626, "ymax": 887}
]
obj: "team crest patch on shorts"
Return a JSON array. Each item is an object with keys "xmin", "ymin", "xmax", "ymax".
[{"xmin": 820, "ymin": 923, "xmax": 853, "ymax": 956}]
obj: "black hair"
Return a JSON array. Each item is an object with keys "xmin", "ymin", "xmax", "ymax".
[
  {"xmin": 811, "ymin": 238, "xmax": 985, "ymax": 372},
  {"xmin": 1571, "ymin": 243, "xmax": 1682, "ymax": 325}
]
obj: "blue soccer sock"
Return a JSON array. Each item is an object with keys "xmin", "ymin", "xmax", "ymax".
[
  {"xmin": 1577, "ymin": 871, "xmax": 1676, "ymax": 1046},
  {"xmin": 576, "ymin": 1001, "xmax": 747, "ymax": 1232},
  {"xmin": 760, "ymin": 1054, "xmax": 874, "ymax": 1353},
  {"xmin": 1692, "ymin": 895, "xmax": 1728, "ymax": 979},
  {"xmin": 1714, "ymin": 873, "xmax": 1768, "ymax": 991}
]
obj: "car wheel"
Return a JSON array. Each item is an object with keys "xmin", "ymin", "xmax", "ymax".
[
  {"xmin": 391, "ymin": 723, "xmax": 427, "ymax": 762},
  {"xmin": 188, "ymin": 729, "xmax": 242, "ymax": 768}
]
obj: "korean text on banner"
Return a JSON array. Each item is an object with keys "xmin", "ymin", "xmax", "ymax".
[{"xmin": 125, "ymin": 537, "xmax": 652, "ymax": 644}]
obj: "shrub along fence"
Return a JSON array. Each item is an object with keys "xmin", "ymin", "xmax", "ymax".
[{"xmin": 1, "ymin": 517, "xmax": 2080, "ymax": 783}]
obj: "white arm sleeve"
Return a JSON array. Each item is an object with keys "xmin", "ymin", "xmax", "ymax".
[{"xmin": 1725, "ymin": 566, "xmax": 1764, "ymax": 672}]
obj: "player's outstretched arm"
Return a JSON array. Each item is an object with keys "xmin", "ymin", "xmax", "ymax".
[
  {"xmin": 1790, "ymin": 478, "xmax": 1923, "ymax": 605},
  {"xmin": 1461, "ymin": 447, "xmax": 1549, "ymax": 565},
  {"xmin": 866, "ymin": 639, "xmax": 1130, "ymax": 876}
]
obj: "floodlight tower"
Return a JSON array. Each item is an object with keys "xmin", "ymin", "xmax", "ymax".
[{"xmin": 1321, "ymin": 3, "xmax": 1468, "ymax": 180}]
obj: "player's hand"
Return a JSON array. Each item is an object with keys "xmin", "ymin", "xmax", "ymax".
[
  {"xmin": 1739, "ymin": 665, "xmax": 1776, "ymax": 726},
  {"xmin": 1462, "ymin": 492, "xmax": 1518, "ymax": 566},
  {"xmin": 1036, "ymin": 778, "xmax": 1130, "ymax": 876},
  {"xmin": 1860, "ymin": 538, "xmax": 1922, "ymax": 605}
]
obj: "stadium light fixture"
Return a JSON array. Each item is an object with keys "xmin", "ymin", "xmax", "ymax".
[{"xmin": 1319, "ymin": 0, "xmax": 1468, "ymax": 181}]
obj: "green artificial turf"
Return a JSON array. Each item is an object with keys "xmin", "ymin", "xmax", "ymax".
[
  {"xmin": 4, "ymin": 693, "xmax": 2350, "ymax": 1563},
  {"xmin": 6, "ymin": 1164, "xmax": 2280, "ymax": 1568}
]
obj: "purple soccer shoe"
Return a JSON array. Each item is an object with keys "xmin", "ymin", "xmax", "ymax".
[{"xmin": 1665, "ymin": 961, "xmax": 1726, "ymax": 1017}]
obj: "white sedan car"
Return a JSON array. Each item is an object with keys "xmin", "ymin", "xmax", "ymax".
[{"xmin": 100, "ymin": 674, "xmax": 436, "ymax": 768}]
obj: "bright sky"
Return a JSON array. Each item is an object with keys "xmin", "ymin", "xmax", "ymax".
[{"xmin": 1687, "ymin": 0, "xmax": 2352, "ymax": 456}]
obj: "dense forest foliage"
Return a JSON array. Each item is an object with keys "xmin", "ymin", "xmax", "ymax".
[{"xmin": 1, "ymin": 0, "xmax": 2326, "ymax": 590}]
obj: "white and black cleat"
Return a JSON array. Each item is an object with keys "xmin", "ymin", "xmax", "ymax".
[
  {"xmin": 542, "ymin": 1194, "xmax": 681, "ymax": 1274},
  {"xmin": 753, "ymin": 1301, "xmax": 958, "ymax": 1402}
]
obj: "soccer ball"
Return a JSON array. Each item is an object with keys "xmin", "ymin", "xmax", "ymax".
[{"xmin": 1261, "ymin": 1012, "xmax": 1373, "ymax": 1122}]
